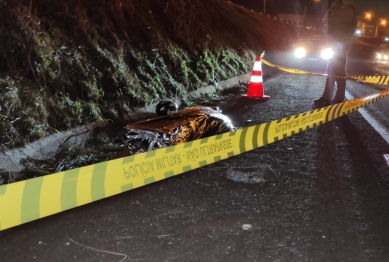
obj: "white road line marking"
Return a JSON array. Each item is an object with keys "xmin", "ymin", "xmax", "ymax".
[{"xmin": 345, "ymin": 90, "xmax": 389, "ymax": 144}]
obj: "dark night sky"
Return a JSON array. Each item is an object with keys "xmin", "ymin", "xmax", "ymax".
[
  {"xmin": 229, "ymin": 0, "xmax": 389, "ymax": 20},
  {"xmin": 358, "ymin": 0, "xmax": 389, "ymax": 19}
]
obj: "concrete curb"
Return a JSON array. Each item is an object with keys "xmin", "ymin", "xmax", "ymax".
[
  {"xmin": 0, "ymin": 73, "xmax": 251, "ymax": 173},
  {"xmin": 0, "ymin": 121, "xmax": 109, "ymax": 173}
]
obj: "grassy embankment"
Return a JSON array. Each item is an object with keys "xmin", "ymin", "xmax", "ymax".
[{"xmin": 0, "ymin": 0, "xmax": 302, "ymax": 152}]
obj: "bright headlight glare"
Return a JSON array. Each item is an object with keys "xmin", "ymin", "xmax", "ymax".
[
  {"xmin": 294, "ymin": 47, "xmax": 306, "ymax": 58},
  {"xmin": 377, "ymin": 53, "xmax": 383, "ymax": 59},
  {"xmin": 384, "ymin": 55, "xmax": 388, "ymax": 60},
  {"xmin": 321, "ymin": 48, "xmax": 334, "ymax": 60}
]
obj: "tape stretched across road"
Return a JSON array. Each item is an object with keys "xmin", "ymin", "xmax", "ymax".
[
  {"xmin": 262, "ymin": 59, "xmax": 389, "ymax": 85},
  {"xmin": 1, "ymin": 89, "xmax": 389, "ymax": 230}
]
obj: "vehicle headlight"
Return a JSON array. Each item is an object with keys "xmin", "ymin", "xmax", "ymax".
[
  {"xmin": 377, "ymin": 53, "xmax": 383, "ymax": 60},
  {"xmin": 321, "ymin": 48, "xmax": 334, "ymax": 60},
  {"xmin": 383, "ymin": 55, "xmax": 388, "ymax": 60},
  {"xmin": 294, "ymin": 47, "xmax": 306, "ymax": 58}
]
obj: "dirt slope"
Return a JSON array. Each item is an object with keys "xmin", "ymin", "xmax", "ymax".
[{"xmin": 0, "ymin": 0, "xmax": 309, "ymax": 152}]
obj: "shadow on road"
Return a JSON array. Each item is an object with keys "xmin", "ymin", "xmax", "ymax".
[{"xmin": 221, "ymin": 97, "xmax": 269, "ymax": 116}]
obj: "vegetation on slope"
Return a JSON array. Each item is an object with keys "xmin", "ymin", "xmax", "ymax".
[{"xmin": 0, "ymin": 0, "xmax": 304, "ymax": 151}]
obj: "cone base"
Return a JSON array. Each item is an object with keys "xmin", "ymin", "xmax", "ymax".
[{"xmin": 242, "ymin": 94, "xmax": 270, "ymax": 100}]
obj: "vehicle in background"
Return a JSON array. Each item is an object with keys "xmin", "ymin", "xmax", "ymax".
[
  {"xmin": 375, "ymin": 44, "xmax": 389, "ymax": 62},
  {"xmin": 376, "ymin": 52, "xmax": 388, "ymax": 61},
  {"xmin": 291, "ymin": 35, "xmax": 335, "ymax": 64}
]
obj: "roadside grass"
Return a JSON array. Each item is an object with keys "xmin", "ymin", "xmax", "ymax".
[{"xmin": 0, "ymin": 0, "xmax": 309, "ymax": 181}]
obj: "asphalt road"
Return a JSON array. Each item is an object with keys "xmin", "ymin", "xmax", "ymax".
[
  {"xmin": 267, "ymin": 47, "xmax": 389, "ymax": 131},
  {"xmin": 1, "ymin": 52, "xmax": 389, "ymax": 262},
  {"xmin": 346, "ymin": 59, "xmax": 389, "ymax": 131}
]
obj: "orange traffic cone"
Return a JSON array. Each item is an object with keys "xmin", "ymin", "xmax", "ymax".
[{"xmin": 242, "ymin": 56, "xmax": 270, "ymax": 100}]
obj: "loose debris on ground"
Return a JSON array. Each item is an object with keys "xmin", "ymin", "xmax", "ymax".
[{"xmin": 0, "ymin": 84, "xmax": 246, "ymax": 184}]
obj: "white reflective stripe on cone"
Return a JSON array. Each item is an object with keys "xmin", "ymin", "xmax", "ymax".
[
  {"xmin": 250, "ymin": 76, "xmax": 263, "ymax": 83},
  {"xmin": 253, "ymin": 62, "xmax": 262, "ymax": 71}
]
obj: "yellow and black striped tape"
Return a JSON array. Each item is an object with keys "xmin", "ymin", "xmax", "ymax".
[
  {"xmin": 347, "ymin": 75, "xmax": 389, "ymax": 85},
  {"xmin": 1, "ymin": 89, "xmax": 388, "ymax": 230},
  {"xmin": 262, "ymin": 58, "xmax": 389, "ymax": 85}
]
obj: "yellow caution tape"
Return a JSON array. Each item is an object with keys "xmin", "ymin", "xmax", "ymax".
[
  {"xmin": 1, "ymin": 88, "xmax": 389, "ymax": 231},
  {"xmin": 348, "ymin": 75, "xmax": 389, "ymax": 85},
  {"xmin": 262, "ymin": 58, "xmax": 389, "ymax": 85},
  {"xmin": 262, "ymin": 58, "xmax": 317, "ymax": 75}
]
